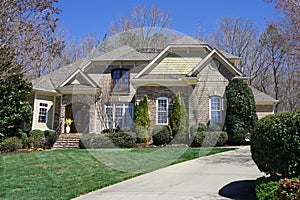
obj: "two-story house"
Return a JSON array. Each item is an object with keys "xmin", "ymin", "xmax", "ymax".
[{"xmin": 30, "ymin": 36, "xmax": 278, "ymax": 135}]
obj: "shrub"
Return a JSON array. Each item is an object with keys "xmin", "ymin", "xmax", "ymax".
[
  {"xmin": 225, "ymin": 79, "xmax": 258, "ymax": 145},
  {"xmin": 192, "ymin": 131, "xmax": 205, "ymax": 147},
  {"xmin": 192, "ymin": 131, "xmax": 228, "ymax": 147},
  {"xmin": 152, "ymin": 125, "xmax": 170, "ymax": 146},
  {"xmin": 134, "ymin": 126, "xmax": 150, "ymax": 143},
  {"xmin": 133, "ymin": 95, "xmax": 151, "ymax": 143},
  {"xmin": 207, "ymin": 123, "xmax": 222, "ymax": 132},
  {"xmin": 170, "ymin": 93, "xmax": 189, "ymax": 144},
  {"xmin": 80, "ymin": 131, "xmax": 136, "ymax": 149},
  {"xmin": 108, "ymin": 130, "xmax": 136, "ymax": 148},
  {"xmin": 101, "ymin": 128, "xmax": 119, "ymax": 134},
  {"xmin": 256, "ymin": 177, "xmax": 280, "ymax": 200},
  {"xmin": 44, "ymin": 130, "xmax": 56, "ymax": 148},
  {"xmin": 278, "ymin": 178, "xmax": 300, "ymax": 200},
  {"xmin": 79, "ymin": 134, "xmax": 114, "ymax": 149},
  {"xmin": 190, "ymin": 123, "xmax": 207, "ymax": 137},
  {"xmin": 29, "ymin": 129, "xmax": 46, "ymax": 148},
  {"xmin": 251, "ymin": 110, "xmax": 300, "ymax": 177},
  {"xmin": 0, "ymin": 136, "xmax": 23, "ymax": 152}
]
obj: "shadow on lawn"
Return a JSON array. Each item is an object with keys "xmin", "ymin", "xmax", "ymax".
[{"xmin": 219, "ymin": 180, "xmax": 257, "ymax": 200}]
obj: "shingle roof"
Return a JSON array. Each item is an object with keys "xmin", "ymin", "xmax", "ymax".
[
  {"xmin": 171, "ymin": 36, "xmax": 203, "ymax": 45},
  {"xmin": 217, "ymin": 49, "xmax": 240, "ymax": 59},
  {"xmin": 32, "ymin": 59, "xmax": 88, "ymax": 92},
  {"xmin": 250, "ymin": 86, "xmax": 278, "ymax": 103},
  {"xmin": 92, "ymin": 45, "xmax": 151, "ymax": 61}
]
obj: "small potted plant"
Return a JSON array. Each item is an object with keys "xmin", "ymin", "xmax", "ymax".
[{"xmin": 65, "ymin": 118, "xmax": 73, "ymax": 133}]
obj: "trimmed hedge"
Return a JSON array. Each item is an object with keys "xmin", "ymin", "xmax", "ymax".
[
  {"xmin": 152, "ymin": 125, "xmax": 170, "ymax": 146},
  {"xmin": 79, "ymin": 134, "xmax": 114, "ymax": 149},
  {"xmin": 251, "ymin": 110, "xmax": 300, "ymax": 177},
  {"xmin": 0, "ymin": 136, "xmax": 23, "ymax": 152},
  {"xmin": 108, "ymin": 130, "xmax": 136, "ymax": 148},
  {"xmin": 192, "ymin": 131, "xmax": 228, "ymax": 147},
  {"xmin": 80, "ymin": 130, "xmax": 136, "ymax": 149}
]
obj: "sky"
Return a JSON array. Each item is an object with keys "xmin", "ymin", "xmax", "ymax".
[{"xmin": 56, "ymin": 0, "xmax": 280, "ymax": 42}]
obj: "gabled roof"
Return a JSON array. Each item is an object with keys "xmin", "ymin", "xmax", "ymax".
[
  {"xmin": 171, "ymin": 36, "xmax": 203, "ymax": 45},
  {"xmin": 91, "ymin": 45, "xmax": 151, "ymax": 61},
  {"xmin": 32, "ymin": 59, "xmax": 89, "ymax": 93},
  {"xmin": 250, "ymin": 86, "xmax": 279, "ymax": 103},
  {"xmin": 58, "ymin": 68, "xmax": 98, "ymax": 88},
  {"xmin": 187, "ymin": 48, "xmax": 244, "ymax": 77}
]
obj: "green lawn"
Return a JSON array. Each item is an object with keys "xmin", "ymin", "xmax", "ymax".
[{"xmin": 1, "ymin": 147, "xmax": 235, "ymax": 200}]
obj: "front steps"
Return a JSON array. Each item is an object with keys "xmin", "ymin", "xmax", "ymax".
[{"xmin": 52, "ymin": 133, "xmax": 82, "ymax": 149}]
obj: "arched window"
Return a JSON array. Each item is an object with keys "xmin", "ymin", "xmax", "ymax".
[
  {"xmin": 210, "ymin": 96, "xmax": 222, "ymax": 124},
  {"xmin": 111, "ymin": 69, "xmax": 129, "ymax": 93}
]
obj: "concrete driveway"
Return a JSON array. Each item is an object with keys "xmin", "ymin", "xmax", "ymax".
[{"xmin": 73, "ymin": 146, "xmax": 264, "ymax": 200}]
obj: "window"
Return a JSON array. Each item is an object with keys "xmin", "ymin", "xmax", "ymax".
[
  {"xmin": 104, "ymin": 103, "xmax": 134, "ymax": 128},
  {"xmin": 38, "ymin": 103, "xmax": 48, "ymax": 123},
  {"xmin": 210, "ymin": 96, "xmax": 222, "ymax": 124},
  {"xmin": 111, "ymin": 69, "xmax": 129, "ymax": 93},
  {"xmin": 156, "ymin": 97, "xmax": 168, "ymax": 125}
]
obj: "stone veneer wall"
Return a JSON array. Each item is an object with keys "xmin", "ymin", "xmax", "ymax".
[{"xmin": 136, "ymin": 86, "xmax": 190, "ymax": 131}]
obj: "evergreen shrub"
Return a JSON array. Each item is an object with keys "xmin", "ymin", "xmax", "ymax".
[
  {"xmin": 225, "ymin": 79, "xmax": 258, "ymax": 145},
  {"xmin": 0, "ymin": 136, "xmax": 22, "ymax": 152},
  {"xmin": 251, "ymin": 110, "xmax": 300, "ymax": 177},
  {"xmin": 152, "ymin": 125, "xmax": 170, "ymax": 146}
]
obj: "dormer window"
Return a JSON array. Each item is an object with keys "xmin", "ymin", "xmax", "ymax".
[{"xmin": 111, "ymin": 69, "xmax": 129, "ymax": 93}]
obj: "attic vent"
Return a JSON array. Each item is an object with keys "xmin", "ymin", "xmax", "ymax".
[{"xmin": 136, "ymin": 48, "xmax": 163, "ymax": 53}]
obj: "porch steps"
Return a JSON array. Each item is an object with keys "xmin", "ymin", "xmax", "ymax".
[{"xmin": 52, "ymin": 133, "xmax": 83, "ymax": 149}]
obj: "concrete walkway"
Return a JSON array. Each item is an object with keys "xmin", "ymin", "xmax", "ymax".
[{"xmin": 74, "ymin": 146, "xmax": 264, "ymax": 200}]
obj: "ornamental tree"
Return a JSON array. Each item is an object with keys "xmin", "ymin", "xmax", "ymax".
[{"xmin": 224, "ymin": 78, "xmax": 258, "ymax": 144}]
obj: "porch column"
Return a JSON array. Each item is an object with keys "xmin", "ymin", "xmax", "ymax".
[{"xmin": 60, "ymin": 105, "xmax": 66, "ymax": 133}]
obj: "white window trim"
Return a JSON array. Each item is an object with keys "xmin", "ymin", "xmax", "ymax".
[
  {"xmin": 209, "ymin": 96, "xmax": 222, "ymax": 124},
  {"xmin": 38, "ymin": 102, "xmax": 48, "ymax": 124},
  {"xmin": 104, "ymin": 103, "xmax": 134, "ymax": 128},
  {"xmin": 156, "ymin": 97, "xmax": 168, "ymax": 125}
]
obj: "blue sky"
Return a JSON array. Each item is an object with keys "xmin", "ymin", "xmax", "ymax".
[{"xmin": 56, "ymin": 0, "xmax": 279, "ymax": 41}]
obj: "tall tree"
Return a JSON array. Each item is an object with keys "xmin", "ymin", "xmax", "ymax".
[
  {"xmin": 209, "ymin": 17, "xmax": 260, "ymax": 74},
  {"xmin": 0, "ymin": 0, "xmax": 64, "ymax": 80},
  {"xmin": 0, "ymin": 46, "xmax": 32, "ymax": 137},
  {"xmin": 267, "ymin": 0, "xmax": 300, "ymax": 61},
  {"xmin": 259, "ymin": 25, "xmax": 288, "ymax": 113},
  {"xmin": 102, "ymin": 5, "xmax": 180, "ymax": 52}
]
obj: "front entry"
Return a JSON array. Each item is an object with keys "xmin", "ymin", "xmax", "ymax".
[{"xmin": 66, "ymin": 103, "xmax": 90, "ymax": 133}]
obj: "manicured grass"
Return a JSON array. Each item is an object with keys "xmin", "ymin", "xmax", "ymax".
[{"xmin": 1, "ymin": 147, "xmax": 234, "ymax": 200}]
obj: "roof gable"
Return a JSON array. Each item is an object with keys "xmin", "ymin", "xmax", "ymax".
[
  {"xmin": 187, "ymin": 49, "xmax": 244, "ymax": 77},
  {"xmin": 58, "ymin": 69, "xmax": 98, "ymax": 88}
]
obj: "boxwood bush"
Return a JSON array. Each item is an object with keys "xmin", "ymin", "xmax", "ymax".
[
  {"xmin": 108, "ymin": 130, "xmax": 136, "ymax": 148},
  {"xmin": 79, "ymin": 134, "xmax": 114, "ymax": 149},
  {"xmin": 152, "ymin": 125, "xmax": 170, "ymax": 146},
  {"xmin": 0, "ymin": 136, "xmax": 23, "ymax": 152},
  {"xmin": 80, "ymin": 130, "xmax": 136, "ymax": 149},
  {"xmin": 251, "ymin": 110, "xmax": 300, "ymax": 177},
  {"xmin": 192, "ymin": 131, "xmax": 228, "ymax": 147},
  {"xmin": 29, "ymin": 129, "xmax": 46, "ymax": 148},
  {"xmin": 44, "ymin": 130, "xmax": 56, "ymax": 148}
]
